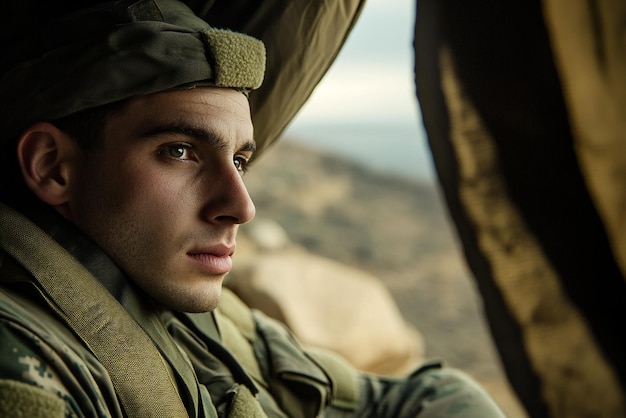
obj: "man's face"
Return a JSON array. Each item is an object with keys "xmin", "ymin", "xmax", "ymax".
[{"xmin": 68, "ymin": 87, "xmax": 256, "ymax": 312}]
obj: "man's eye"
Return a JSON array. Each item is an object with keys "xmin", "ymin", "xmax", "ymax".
[
  {"xmin": 162, "ymin": 144, "xmax": 194, "ymax": 160},
  {"xmin": 233, "ymin": 156, "xmax": 249, "ymax": 174}
]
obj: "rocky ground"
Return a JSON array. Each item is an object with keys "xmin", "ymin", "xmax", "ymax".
[{"xmin": 238, "ymin": 139, "xmax": 527, "ymax": 417}]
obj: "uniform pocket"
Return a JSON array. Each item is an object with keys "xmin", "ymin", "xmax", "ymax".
[{"xmin": 252, "ymin": 310, "xmax": 331, "ymax": 418}]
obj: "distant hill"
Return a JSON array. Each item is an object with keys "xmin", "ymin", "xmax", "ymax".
[{"xmin": 242, "ymin": 138, "xmax": 525, "ymax": 417}]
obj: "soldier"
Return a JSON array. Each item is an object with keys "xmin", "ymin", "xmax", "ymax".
[{"xmin": 0, "ymin": 0, "xmax": 506, "ymax": 416}]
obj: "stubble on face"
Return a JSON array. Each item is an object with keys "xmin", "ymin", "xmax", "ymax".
[{"xmin": 67, "ymin": 87, "xmax": 255, "ymax": 312}]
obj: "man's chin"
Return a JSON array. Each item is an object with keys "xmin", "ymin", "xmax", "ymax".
[
  {"xmin": 179, "ymin": 299, "xmax": 221, "ymax": 314},
  {"xmin": 151, "ymin": 282, "xmax": 223, "ymax": 313}
]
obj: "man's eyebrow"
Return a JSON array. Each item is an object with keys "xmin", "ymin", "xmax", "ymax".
[{"xmin": 142, "ymin": 122, "xmax": 256, "ymax": 152}]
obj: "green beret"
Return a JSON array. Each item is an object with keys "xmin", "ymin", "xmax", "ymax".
[{"xmin": 0, "ymin": 0, "xmax": 266, "ymax": 144}]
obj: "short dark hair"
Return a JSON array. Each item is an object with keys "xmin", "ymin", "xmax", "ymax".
[
  {"xmin": 53, "ymin": 99, "xmax": 129, "ymax": 155},
  {"xmin": 0, "ymin": 99, "xmax": 128, "ymax": 207}
]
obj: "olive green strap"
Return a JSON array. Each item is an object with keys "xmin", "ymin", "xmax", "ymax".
[
  {"xmin": 0, "ymin": 203, "xmax": 189, "ymax": 417},
  {"xmin": 215, "ymin": 288, "xmax": 266, "ymax": 387}
]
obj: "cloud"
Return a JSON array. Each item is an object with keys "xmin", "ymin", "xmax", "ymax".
[
  {"xmin": 291, "ymin": 0, "xmax": 418, "ymax": 125},
  {"xmin": 293, "ymin": 64, "xmax": 418, "ymax": 124}
]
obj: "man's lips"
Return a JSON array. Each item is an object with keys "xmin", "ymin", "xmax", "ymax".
[{"xmin": 187, "ymin": 245, "xmax": 234, "ymax": 275}]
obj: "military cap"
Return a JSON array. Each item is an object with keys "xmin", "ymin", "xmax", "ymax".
[{"xmin": 0, "ymin": 0, "xmax": 266, "ymax": 145}]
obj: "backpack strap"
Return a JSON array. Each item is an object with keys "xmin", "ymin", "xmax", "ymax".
[{"xmin": 0, "ymin": 203, "xmax": 190, "ymax": 417}]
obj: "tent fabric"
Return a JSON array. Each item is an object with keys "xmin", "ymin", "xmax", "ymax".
[
  {"xmin": 413, "ymin": 1, "xmax": 626, "ymax": 417},
  {"xmin": 186, "ymin": 0, "xmax": 367, "ymax": 159},
  {"xmin": 543, "ymin": 0, "xmax": 626, "ymax": 282}
]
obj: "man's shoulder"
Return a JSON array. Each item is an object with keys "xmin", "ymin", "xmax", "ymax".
[
  {"xmin": 0, "ymin": 250, "xmax": 69, "ymax": 337},
  {"xmin": 0, "ymin": 255, "xmax": 120, "ymax": 417},
  {"xmin": 0, "ymin": 379, "xmax": 65, "ymax": 418},
  {"xmin": 0, "ymin": 287, "xmax": 76, "ymax": 416}
]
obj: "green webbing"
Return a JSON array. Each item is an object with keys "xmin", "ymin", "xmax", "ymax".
[
  {"xmin": 0, "ymin": 203, "xmax": 189, "ymax": 417},
  {"xmin": 305, "ymin": 347, "xmax": 360, "ymax": 411},
  {"xmin": 214, "ymin": 288, "xmax": 266, "ymax": 387}
]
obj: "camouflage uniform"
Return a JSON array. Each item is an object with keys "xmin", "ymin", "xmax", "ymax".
[{"xmin": 0, "ymin": 203, "xmax": 506, "ymax": 417}]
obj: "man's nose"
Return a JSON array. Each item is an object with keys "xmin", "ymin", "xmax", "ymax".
[{"xmin": 202, "ymin": 164, "xmax": 256, "ymax": 225}]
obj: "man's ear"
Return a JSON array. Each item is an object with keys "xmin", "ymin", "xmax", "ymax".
[{"xmin": 17, "ymin": 122, "xmax": 80, "ymax": 208}]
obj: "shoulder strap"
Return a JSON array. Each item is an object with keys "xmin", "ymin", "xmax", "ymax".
[
  {"xmin": 0, "ymin": 204, "xmax": 189, "ymax": 418},
  {"xmin": 218, "ymin": 287, "xmax": 360, "ymax": 410},
  {"xmin": 215, "ymin": 287, "xmax": 267, "ymax": 387}
]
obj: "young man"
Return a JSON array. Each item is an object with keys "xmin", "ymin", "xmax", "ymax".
[{"xmin": 0, "ymin": 0, "xmax": 506, "ymax": 416}]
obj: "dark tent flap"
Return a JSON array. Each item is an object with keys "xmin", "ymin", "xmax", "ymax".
[{"xmin": 413, "ymin": 1, "xmax": 626, "ymax": 417}]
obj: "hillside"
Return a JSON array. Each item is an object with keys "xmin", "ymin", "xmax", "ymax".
[{"xmin": 240, "ymin": 139, "xmax": 525, "ymax": 417}]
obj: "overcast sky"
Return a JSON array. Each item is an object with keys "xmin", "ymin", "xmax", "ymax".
[
  {"xmin": 289, "ymin": 0, "xmax": 419, "ymax": 124},
  {"xmin": 283, "ymin": 0, "xmax": 434, "ymax": 180}
]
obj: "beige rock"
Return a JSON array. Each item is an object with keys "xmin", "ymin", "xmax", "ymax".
[
  {"xmin": 244, "ymin": 218, "xmax": 291, "ymax": 251},
  {"xmin": 227, "ymin": 245, "xmax": 424, "ymax": 376}
]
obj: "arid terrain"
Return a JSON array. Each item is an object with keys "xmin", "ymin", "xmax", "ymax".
[{"xmin": 240, "ymin": 139, "xmax": 526, "ymax": 417}]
